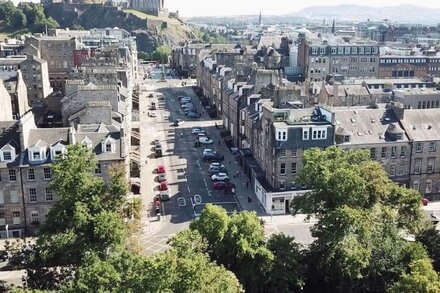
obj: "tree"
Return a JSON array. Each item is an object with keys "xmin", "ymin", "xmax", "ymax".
[
  {"xmin": 24, "ymin": 145, "xmax": 127, "ymax": 289},
  {"xmin": 389, "ymin": 258, "xmax": 440, "ymax": 293},
  {"xmin": 265, "ymin": 234, "xmax": 304, "ymax": 292},
  {"xmin": 417, "ymin": 226, "xmax": 440, "ymax": 272},
  {"xmin": 151, "ymin": 45, "xmax": 171, "ymax": 64},
  {"xmin": 0, "ymin": 2, "xmax": 16, "ymax": 20},
  {"xmin": 8, "ymin": 10, "xmax": 27, "ymax": 29},
  {"xmin": 190, "ymin": 205, "xmax": 273, "ymax": 292}
]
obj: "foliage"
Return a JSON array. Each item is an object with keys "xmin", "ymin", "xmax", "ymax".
[
  {"xmin": 201, "ymin": 31, "xmax": 228, "ymax": 44},
  {"xmin": 389, "ymin": 258, "xmax": 440, "ymax": 293},
  {"xmin": 151, "ymin": 45, "xmax": 171, "ymax": 64},
  {"xmin": 417, "ymin": 226, "xmax": 440, "ymax": 272},
  {"xmin": 24, "ymin": 145, "xmax": 127, "ymax": 289},
  {"xmin": 292, "ymin": 146, "xmax": 424, "ymax": 231},
  {"xmin": 0, "ymin": 2, "xmax": 58, "ymax": 32},
  {"xmin": 138, "ymin": 51, "xmax": 150, "ymax": 60}
]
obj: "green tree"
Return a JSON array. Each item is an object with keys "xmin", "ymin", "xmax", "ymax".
[
  {"xmin": 8, "ymin": 9, "xmax": 27, "ymax": 29},
  {"xmin": 190, "ymin": 205, "xmax": 273, "ymax": 292},
  {"xmin": 417, "ymin": 226, "xmax": 440, "ymax": 272},
  {"xmin": 151, "ymin": 45, "xmax": 171, "ymax": 64},
  {"xmin": 24, "ymin": 145, "xmax": 127, "ymax": 289},
  {"xmin": 265, "ymin": 234, "xmax": 304, "ymax": 292},
  {"xmin": 389, "ymin": 258, "xmax": 440, "ymax": 293},
  {"xmin": 0, "ymin": 1, "xmax": 16, "ymax": 20}
]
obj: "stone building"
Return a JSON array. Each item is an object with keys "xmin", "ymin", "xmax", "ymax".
[
  {"xmin": 20, "ymin": 55, "xmax": 53, "ymax": 103},
  {"xmin": 297, "ymin": 37, "xmax": 380, "ymax": 82},
  {"xmin": 0, "ymin": 110, "xmax": 128, "ymax": 238},
  {"xmin": 22, "ymin": 35, "xmax": 81, "ymax": 93},
  {"xmin": 318, "ymin": 83, "xmax": 375, "ymax": 107},
  {"xmin": 393, "ymin": 88, "xmax": 440, "ymax": 110},
  {"xmin": 0, "ymin": 64, "xmax": 29, "ymax": 120},
  {"xmin": 130, "ymin": 0, "xmax": 166, "ymax": 16}
]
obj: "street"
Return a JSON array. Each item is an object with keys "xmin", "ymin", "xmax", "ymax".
[{"xmin": 136, "ymin": 78, "xmax": 316, "ymax": 254}]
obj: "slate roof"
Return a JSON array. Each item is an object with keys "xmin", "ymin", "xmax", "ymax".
[
  {"xmin": 0, "ymin": 121, "xmax": 20, "ymax": 168},
  {"xmin": 400, "ymin": 109, "xmax": 440, "ymax": 141},
  {"xmin": 333, "ymin": 108, "xmax": 408, "ymax": 145},
  {"xmin": 325, "ymin": 85, "xmax": 371, "ymax": 97},
  {"xmin": 27, "ymin": 128, "xmax": 70, "ymax": 148}
]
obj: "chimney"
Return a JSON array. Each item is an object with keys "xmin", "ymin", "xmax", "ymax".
[{"xmin": 388, "ymin": 102, "xmax": 405, "ymax": 120}]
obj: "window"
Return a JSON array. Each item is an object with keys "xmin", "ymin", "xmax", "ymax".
[
  {"xmin": 9, "ymin": 169, "xmax": 16, "ymax": 181},
  {"xmin": 428, "ymin": 158, "xmax": 435, "ymax": 173},
  {"xmin": 0, "ymin": 212, "xmax": 4, "ymax": 225},
  {"xmin": 381, "ymin": 147, "xmax": 387, "ymax": 159},
  {"xmin": 416, "ymin": 142, "xmax": 423, "ymax": 153},
  {"xmin": 276, "ymin": 130, "xmax": 287, "ymax": 141},
  {"xmin": 280, "ymin": 163, "xmax": 286, "ymax": 175},
  {"xmin": 32, "ymin": 151, "xmax": 41, "ymax": 160},
  {"xmin": 352, "ymin": 47, "xmax": 357, "ymax": 54},
  {"xmin": 10, "ymin": 190, "xmax": 18, "ymax": 203},
  {"xmin": 44, "ymin": 168, "xmax": 51, "ymax": 180},
  {"xmin": 312, "ymin": 129, "xmax": 327, "ymax": 140},
  {"xmin": 400, "ymin": 146, "xmax": 407, "ymax": 158},
  {"xmin": 426, "ymin": 180, "xmax": 433, "ymax": 194},
  {"xmin": 45, "ymin": 188, "xmax": 53, "ymax": 201},
  {"xmin": 291, "ymin": 162, "xmax": 297, "ymax": 174},
  {"xmin": 345, "ymin": 47, "xmax": 350, "ymax": 54},
  {"xmin": 12, "ymin": 211, "xmax": 20, "ymax": 225},
  {"xmin": 312, "ymin": 47, "xmax": 318, "ymax": 54},
  {"xmin": 31, "ymin": 211, "xmax": 39, "ymax": 224},
  {"xmin": 105, "ymin": 143, "xmax": 112, "ymax": 152},
  {"xmin": 28, "ymin": 169, "xmax": 35, "ymax": 181},
  {"xmin": 413, "ymin": 181, "xmax": 420, "ymax": 191},
  {"xmin": 320, "ymin": 47, "xmax": 325, "ymax": 54},
  {"xmin": 370, "ymin": 148, "xmax": 376, "ymax": 160},
  {"xmin": 279, "ymin": 181, "xmax": 286, "ymax": 190},
  {"xmin": 359, "ymin": 47, "xmax": 364, "ymax": 54},
  {"xmin": 390, "ymin": 146, "xmax": 397, "ymax": 159},
  {"xmin": 82, "ymin": 138, "xmax": 92, "ymax": 150},
  {"xmin": 302, "ymin": 128, "xmax": 309, "ymax": 140},
  {"xmin": 29, "ymin": 188, "xmax": 37, "ymax": 203},
  {"xmin": 291, "ymin": 149, "xmax": 297, "ymax": 158},
  {"xmin": 3, "ymin": 151, "xmax": 11, "ymax": 161},
  {"xmin": 414, "ymin": 159, "xmax": 422, "ymax": 174},
  {"xmin": 331, "ymin": 47, "xmax": 337, "ymax": 54},
  {"xmin": 429, "ymin": 142, "xmax": 436, "ymax": 152},
  {"xmin": 389, "ymin": 164, "xmax": 396, "ymax": 177},
  {"xmin": 279, "ymin": 150, "xmax": 286, "ymax": 158},
  {"xmin": 95, "ymin": 164, "xmax": 102, "ymax": 175},
  {"xmin": 0, "ymin": 191, "xmax": 3, "ymax": 204},
  {"xmin": 396, "ymin": 133, "xmax": 403, "ymax": 140}
]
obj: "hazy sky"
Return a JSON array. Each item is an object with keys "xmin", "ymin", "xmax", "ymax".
[{"xmin": 166, "ymin": 0, "xmax": 440, "ymax": 17}]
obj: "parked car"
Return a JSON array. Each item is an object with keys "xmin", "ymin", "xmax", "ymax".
[
  {"xmin": 160, "ymin": 190, "xmax": 170, "ymax": 201},
  {"xmin": 199, "ymin": 137, "xmax": 214, "ymax": 144},
  {"xmin": 213, "ymin": 181, "xmax": 236, "ymax": 191},
  {"xmin": 192, "ymin": 127, "xmax": 205, "ymax": 135},
  {"xmin": 157, "ymin": 165, "xmax": 166, "ymax": 174},
  {"xmin": 181, "ymin": 104, "xmax": 194, "ymax": 109},
  {"xmin": 203, "ymin": 152, "xmax": 224, "ymax": 162},
  {"xmin": 149, "ymin": 112, "xmax": 157, "ymax": 117},
  {"xmin": 187, "ymin": 112, "xmax": 199, "ymax": 119},
  {"xmin": 196, "ymin": 132, "xmax": 207, "ymax": 138},
  {"xmin": 209, "ymin": 168, "xmax": 228, "ymax": 176},
  {"xmin": 159, "ymin": 181, "xmax": 168, "ymax": 191},
  {"xmin": 158, "ymin": 173, "xmax": 167, "ymax": 182},
  {"xmin": 173, "ymin": 119, "xmax": 184, "ymax": 126},
  {"xmin": 211, "ymin": 173, "xmax": 229, "ymax": 182},
  {"xmin": 209, "ymin": 163, "xmax": 225, "ymax": 170},
  {"xmin": 203, "ymin": 149, "xmax": 214, "ymax": 156}
]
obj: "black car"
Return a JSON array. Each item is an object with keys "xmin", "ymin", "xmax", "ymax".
[
  {"xmin": 0, "ymin": 251, "xmax": 8, "ymax": 262},
  {"xmin": 203, "ymin": 152, "xmax": 225, "ymax": 162}
]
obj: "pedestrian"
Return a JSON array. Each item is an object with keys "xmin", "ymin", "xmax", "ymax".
[
  {"xmin": 218, "ymin": 139, "xmax": 221, "ymax": 146},
  {"xmin": 236, "ymin": 170, "xmax": 239, "ymax": 177},
  {"xmin": 246, "ymin": 181, "xmax": 249, "ymax": 189},
  {"xmin": 228, "ymin": 159, "xmax": 231, "ymax": 165},
  {"xmin": 215, "ymin": 122, "xmax": 218, "ymax": 129},
  {"xmin": 243, "ymin": 182, "xmax": 246, "ymax": 188}
]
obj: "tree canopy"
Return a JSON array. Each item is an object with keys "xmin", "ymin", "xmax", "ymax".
[{"xmin": 0, "ymin": 2, "xmax": 59, "ymax": 32}]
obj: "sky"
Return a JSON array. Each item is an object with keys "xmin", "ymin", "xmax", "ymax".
[{"xmin": 166, "ymin": 0, "xmax": 440, "ymax": 17}]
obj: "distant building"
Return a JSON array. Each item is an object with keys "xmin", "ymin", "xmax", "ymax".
[{"xmin": 130, "ymin": 0, "xmax": 167, "ymax": 17}]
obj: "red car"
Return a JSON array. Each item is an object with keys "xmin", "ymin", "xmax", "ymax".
[
  {"xmin": 159, "ymin": 181, "xmax": 168, "ymax": 191},
  {"xmin": 213, "ymin": 181, "xmax": 235, "ymax": 191},
  {"xmin": 156, "ymin": 165, "xmax": 166, "ymax": 174}
]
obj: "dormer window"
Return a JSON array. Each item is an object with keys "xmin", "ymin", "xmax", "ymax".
[
  {"xmin": 50, "ymin": 142, "xmax": 67, "ymax": 160},
  {"xmin": 276, "ymin": 129, "xmax": 288, "ymax": 142},
  {"xmin": 28, "ymin": 140, "xmax": 48, "ymax": 163},
  {"xmin": 81, "ymin": 137, "xmax": 93, "ymax": 150},
  {"xmin": 101, "ymin": 137, "xmax": 115, "ymax": 153},
  {"xmin": 0, "ymin": 144, "xmax": 16, "ymax": 162}
]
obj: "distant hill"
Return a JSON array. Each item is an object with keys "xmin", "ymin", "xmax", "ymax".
[{"xmin": 291, "ymin": 4, "xmax": 440, "ymax": 24}]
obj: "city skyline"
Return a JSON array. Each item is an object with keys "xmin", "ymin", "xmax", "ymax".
[{"xmin": 166, "ymin": 0, "xmax": 440, "ymax": 17}]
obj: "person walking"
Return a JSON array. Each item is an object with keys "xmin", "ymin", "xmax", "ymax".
[{"xmin": 218, "ymin": 139, "xmax": 221, "ymax": 146}]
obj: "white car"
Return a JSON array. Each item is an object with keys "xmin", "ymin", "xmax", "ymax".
[
  {"xmin": 203, "ymin": 149, "xmax": 214, "ymax": 156},
  {"xmin": 149, "ymin": 112, "xmax": 157, "ymax": 117},
  {"xmin": 199, "ymin": 137, "xmax": 213, "ymax": 144},
  {"xmin": 191, "ymin": 127, "xmax": 205, "ymax": 135},
  {"xmin": 209, "ymin": 163, "xmax": 225, "ymax": 169},
  {"xmin": 211, "ymin": 173, "xmax": 229, "ymax": 182}
]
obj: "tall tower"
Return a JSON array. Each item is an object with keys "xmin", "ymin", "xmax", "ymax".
[
  {"xmin": 331, "ymin": 19, "xmax": 335, "ymax": 34},
  {"xmin": 259, "ymin": 11, "xmax": 262, "ymax": 26}
]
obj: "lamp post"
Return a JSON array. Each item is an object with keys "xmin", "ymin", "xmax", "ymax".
[{"xmin": 5, "ymin": 224, "xmax": 8, "ymax": 239}]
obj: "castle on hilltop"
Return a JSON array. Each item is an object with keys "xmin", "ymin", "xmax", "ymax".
[{"xmin": 130, "ymin": 0, "xmax": 167, "ymax": 17}]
